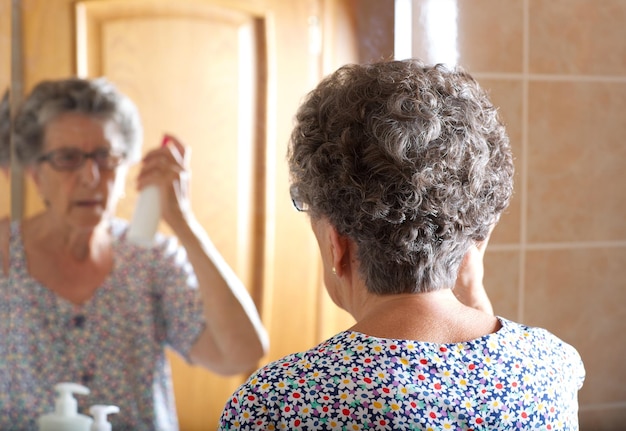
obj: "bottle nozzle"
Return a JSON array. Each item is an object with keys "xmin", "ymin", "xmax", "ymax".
[
  {"xmin": 54, "ymin": 382, "xmax": 90, "ymax": 416},
  {"xmin": 89, "ymin": 405, "xmax": 120, "ymax": 431}
]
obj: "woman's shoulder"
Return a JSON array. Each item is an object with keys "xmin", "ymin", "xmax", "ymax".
[
  {"xmin": 4, "ymin": 219, "xmax": 25, "ymax": 267},
  {"xmin": 111, "ymin": 218, "xmax": 182, "ymax": 257},
  {"xmin": 496, "ymin": 316, "xmax": 573, "ymax": 345},
  {"xmin": 247, "ymin": 331, "xmax": 355, "ymax": 376},
  {"xmin": 110, "ymin": 218, "xmax": 194, "ymax": 288},
  {"xmin": 0, "ymin": 217, "xmax": 8, "ymax": 274},
  {"xmin": 496, "ymin": 316, "xmax": 584, "ymax": 365}
]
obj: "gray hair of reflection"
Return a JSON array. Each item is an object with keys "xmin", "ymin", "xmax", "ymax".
[{"xmin": 13, "ymin": 77, "xmax": 143, "ymax": 166}]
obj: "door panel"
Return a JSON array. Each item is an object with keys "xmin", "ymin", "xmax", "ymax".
[{"xmin": 76, "ymin": 1, "xmax": 267, "ymax": 427}]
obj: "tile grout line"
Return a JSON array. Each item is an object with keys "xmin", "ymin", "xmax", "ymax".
[
  {"xmin": 518, "ymin": 0, "xmax": 530, "ymax": 323},
  {"xmin": 488, "ymin": 240, "xmax": 626, "ymax": 252},
  {"xmin": 473, "ymin": 72, "xmax": 626, "ymax": 83},
  {"xmin": 579, "ymin": 401, "xmax": 626, "ymax": 411}
]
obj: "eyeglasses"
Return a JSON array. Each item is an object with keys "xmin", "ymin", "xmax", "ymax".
[
  {"xmin": 290, "ymin": 184, "xmax": 309, "ymax": 212},
  {"xmin": 37, "ymin": 148, "xmax": 127, "ymax": 171}
]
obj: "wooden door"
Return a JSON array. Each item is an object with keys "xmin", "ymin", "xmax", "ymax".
[
  {"xmin": 15, "ymin": 0, "xmax": 368, "ymax": 428},
  {"xmin": 75, "ymin": 2, "xmax": 270, "ymax": 426}
]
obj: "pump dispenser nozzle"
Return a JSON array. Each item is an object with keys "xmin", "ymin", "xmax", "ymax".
[
  {"xmin": 54, "ymin": 383, "xmax": 89, "ymax": 416},
  {"xmin": 38, "ymin": 382, "xmax": 93, "ymax": 431},
  {"xmin": 89, "ymin": 405, "xmax": 120, "ymax": 431}
]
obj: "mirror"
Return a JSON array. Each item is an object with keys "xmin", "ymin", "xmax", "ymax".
[{"xmin": 6, "ymin": 0, "xmax": 273, "ymax": 420}]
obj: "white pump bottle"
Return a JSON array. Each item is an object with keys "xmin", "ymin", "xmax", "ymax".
[
  {"xmin": 89, "ymin": 405, "xmax": 120, "ymax": 431},
  {"xmin": 127, "ymin": 135, "xmax": 171, "ymax": 246},
  {"xmin": 38, "ymin": 383, "xmax": 93, "ymax": 431},
  {"xmin": 127, "ymin": 184, "xmax": 161, "ymax": 246}
]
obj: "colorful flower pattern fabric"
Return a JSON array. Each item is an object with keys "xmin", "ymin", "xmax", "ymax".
[
  {"xmin": 1, "ymin": 219, "xmax": 205, "ymax": 431},
  {"xmin": 220, "ymin": 318, "xmax": 584, "ymax": 430}
]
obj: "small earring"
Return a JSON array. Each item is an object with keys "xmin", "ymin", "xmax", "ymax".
[{"xmin": 331, "ymin": 267, "xmax": 336, "ymax": 275}]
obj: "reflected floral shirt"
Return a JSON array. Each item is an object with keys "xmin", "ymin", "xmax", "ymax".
[
  {"xmin": 1, "ymin": 219, "xmax": 205, "ymax": 431},
  {"xmin": 219, "ymin": 318, "xmax": 584, "ymax": 430}
]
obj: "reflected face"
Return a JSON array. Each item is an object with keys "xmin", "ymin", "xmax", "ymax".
[{"xmin": 32, "ymin": 112, "xmax": 128, "ymax": 230}]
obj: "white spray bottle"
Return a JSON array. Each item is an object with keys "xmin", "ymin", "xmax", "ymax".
[
  {"xmin": 89, "ymin": 405, "xmax": 120, "ymax": 431},
  {"xmin": 127, "ymin": 135, "xmax": 170, "ymax": 246},
  {"xmin": 38, "ymin": 382, "xmax": 93, "ymax": 431}
]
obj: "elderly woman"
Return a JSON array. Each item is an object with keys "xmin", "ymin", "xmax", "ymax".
[
  {"xmin": 2, "ymin": 77, "xmax": 268, "ymax": 430},
  {"xmin": 219, "ymin": 59, "xmax": 585, "ymax": 430}
]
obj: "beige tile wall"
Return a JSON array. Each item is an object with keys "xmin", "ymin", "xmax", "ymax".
[{"xmin": 410, "ymin": 0, "xmax": 626, "ymax": 429}]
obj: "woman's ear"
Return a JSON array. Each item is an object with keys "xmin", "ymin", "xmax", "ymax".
[
  {"xmin": 27, "ymin": 166, "xmax": 50, "ymax": 207},
  {"xmin": 311, "ymin": 217, "xmax": 354, "ymax": 278},
  {"xmin": 327, "ymin": 223, "xmax": 351, "ymax": 277}
]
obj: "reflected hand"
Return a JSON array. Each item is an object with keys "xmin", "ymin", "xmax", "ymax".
[{"xmin": 136, "ymin": 134, "xmax": 192, "ymax": 229}]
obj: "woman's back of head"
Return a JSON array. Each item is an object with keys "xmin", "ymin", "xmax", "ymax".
[
  {"xmin": 13, "ymin": 77, "xmax": 143, "ymax": 166},
  {"xmin": 288, "ymin": 59, "xmax": 514, "ymax": 295}
]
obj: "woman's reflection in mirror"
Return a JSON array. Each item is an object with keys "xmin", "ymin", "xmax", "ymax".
[{"xmin": 3, "ymin": 78, "xmax": 268, "ymax": 430}]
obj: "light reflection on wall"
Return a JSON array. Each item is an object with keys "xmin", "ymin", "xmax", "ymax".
[
  {"xmin": 394, "ymin": 0, "xmax": 412, "ymax": 60},
  {"xmin": 396, "ymin": 0, "xmax": 459, "ymax": 67}
]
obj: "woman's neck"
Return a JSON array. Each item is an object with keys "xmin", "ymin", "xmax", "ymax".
[
  {"xmin": 21, "ymin": 212, "xmax": 114, "ymax": 305},
  {"xmin": 24, "ymin": 211, "xmax": 110, "ymax": 262},
  {"xmin": 349, "ymin": 289, "xmax": 500, "ymax": 343}
]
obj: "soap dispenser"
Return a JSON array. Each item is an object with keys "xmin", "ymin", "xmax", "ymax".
[
  {"xmin": 89, "ymin": 405, "xmax": 120, "ymax": 431},
  {"xmin": 38, "ymin": 382, "xmax": 93, "ymax": 431}
]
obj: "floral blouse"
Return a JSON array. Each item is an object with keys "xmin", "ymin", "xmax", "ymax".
[
  {"xmin": 219, "ymin": 318, "xmax": 584, "ymax": 430},
  {"xmin": 1, "ymin": 219, "xmax": 205, "ymax": 431}
]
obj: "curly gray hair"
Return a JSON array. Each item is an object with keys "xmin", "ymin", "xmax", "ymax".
[
  {"xmin": 288, "ymin": 59, "xmax": 514, "ymax": 295},
  {"xmin": 13, "ymin": 77, "xmax": 143, "ymax": 166}
]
